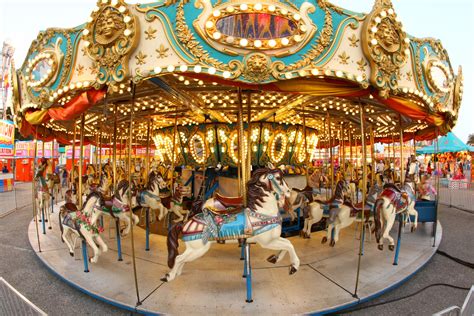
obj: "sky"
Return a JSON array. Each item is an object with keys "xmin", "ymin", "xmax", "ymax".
[{"xmin": 1, "ymin": 0, "xmax": 473, "ymax": 142}]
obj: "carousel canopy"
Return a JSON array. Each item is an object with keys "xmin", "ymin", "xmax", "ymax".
[
  {"xmin": 10, "ymin": 0, "xmax": 463, "ymax": 152},
  {"xmin": 416, "ymin": 132, "xmax": 471, "ymax": 154}
]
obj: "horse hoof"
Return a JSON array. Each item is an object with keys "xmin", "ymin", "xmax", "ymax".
[
  {"xmin": 267, "ymin": 255, "xmax": 278, "ymax": 264},
  {"xmin": 411, "ymin": 226, "xmax": 416, "ymax": 233},
  {"xmin": 289, "ymin": 266, "xmax": 298, "ymax": 275},
  {"xmin": 321, "ymin": 237, "xmax": 328, "ymax": 244},
  {"xmin": 388, "ymin": 245, "xmax": 395, "ymax": 251},
  {"xmin": 378, "ymin": 245, "xmax": 383, "ymax": 251},
  {"xmin": 160, "ymin": 274, "xmax": 169, "ymax": 282},
  {"xmin": 69, "ymin": 252, "xmax": 74, "ymax": 257},
  {"xmin": 330, "ymin": 239, "xmax": 336, "ymax": 247},
  {"xmin": 48, "ymin": 227, "xmax": 52, "ymax": 230}
]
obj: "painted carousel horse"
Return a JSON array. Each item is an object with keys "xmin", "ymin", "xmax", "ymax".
[
  {"xmin": 96, "ymin": 179, "xmax": 140, "ymax": 237},
  {"xmin": 35, "ymin": 158, "xmax": 52, "ymax": 229},
  {"xmin": 313, "ymin": 180, "xmax": 353, "ymax": 246},
  {"xmin": 374, "ymin": 161, "xmax": 419, "ymax": 251},
  {"xmin": 46, "ymin": 172, "xmax": 63, "ymax": 202},
  {"xmin": 289, "ymin": 186, "xmax": 325, "ymax": 238},
  {"xmin": 169, "ymin": 181, "xmax": 192, "ymax": 223},
  {"xmin": 83, "ymin": 165, "xmax": 98, "ymax": 195},
  {"xmin": 59, "ymin": 191, "xmax": 108, "ymax": 263},
  {"xmin": 161, "ymin": 168, "xmax": 300, "ymax": 282},
  {"xmin": 136, "ymin": 171, "xmax": 170, "ymax": 222}
]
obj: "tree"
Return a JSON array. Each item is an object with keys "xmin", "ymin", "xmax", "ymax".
[{"xmin": 468, "ymin": 134, "xmax": 474, "ymax": 146}]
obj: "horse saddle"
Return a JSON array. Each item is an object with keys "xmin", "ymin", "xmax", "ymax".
[
  {"xmin": 292, "ymin": 186, "xmax": 314, "ymax": 203},
  {"xmin": 344, "ymin": 201, "xmax": 372, "ymax": 218},
  {"xmin": 380, "ymin": 187, "xmax": 408, "ymax": 211},
  {"xmin": 102, "ymin": 195, "xmax": 114, "ymax": 209},
  {"xmin": 208, "ymin": 193, "xmax": 243, "ymax": 216},
  {"xmin": 62, "ymin": 202, "xmax": 78, "ymax": 213}
]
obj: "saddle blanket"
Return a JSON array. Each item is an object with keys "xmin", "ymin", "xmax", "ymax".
[{"xmin": 182, "ymin": 209, "xmax": 279, "ymax": 244}]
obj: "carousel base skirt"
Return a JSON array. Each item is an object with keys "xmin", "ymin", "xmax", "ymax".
[{"xmin": 28, "ymin": 204, "xmax": 441, "ymax": 315}]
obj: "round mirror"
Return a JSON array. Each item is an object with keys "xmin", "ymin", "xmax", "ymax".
[
  {"xmin": 190, "ymin": 134, "xmax": 207, "ymax": 164},
  {"xmin": 269, "ymin": 133, "xmax": 287, "ymax": 163}
]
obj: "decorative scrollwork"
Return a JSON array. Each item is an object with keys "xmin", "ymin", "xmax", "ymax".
[
  {"xmin": 242, "ymin": 53, "xmax": 271, "ymax": 82},
  {"xmin": 280, "ymin": 2, "xmax": 333, "ymax": 72},
  {"xmin": 82, "ymin": 0, "xmax": 139, "ymax": 86},
  {"xmin": 361, "ymin": 0, "xmax": 410, "ymax": 97}
]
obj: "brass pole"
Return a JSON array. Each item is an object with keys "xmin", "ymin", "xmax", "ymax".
[
  {"xmin": 354, "ymin": 103, "xmax": 367, "ymax": 296},
  {"xmin": 340, "ymin": 123, "xmax": 345, "ymax": 175},
  {"xmin": 95, "ymin": 131, "xmax": 99, "ymax": 174},
  {"xmin": 323, "ymin": 117, "xmax": 329, "ymax": 199},
  {"xmin": 145, "ymin": 118, "xmax": 152, "ymax": 177},
  {"xmin": 113, "ymin": 104, "xmax": 117, "ymax": 191},
  {"xmin": 303, "ymin": 105, "xmax": 309, "ymax": 183},
  {"xmin": 71, "ymin": 123, "xmax": 77, "ymax": 190},
  {"xmin": 128, "ymin": 83, "xmax": 141, "ymax": 304},
  {"xmin": 370, "ymin": 126, "xmax": 375, "ymax": 186},
  {"xmin": 247, "ymin": 93, "xmax": 252, "ymax": 183},
  {"xmin": 99, "ymin": 128, "xmax": 102, "ymax": 173},
  {"xmin": 399, "ymin": 116, "xmax": 404, "ymax": 184},
  {"xmin": 78, "ymin": 114, "xmax": 85, "ymax": 209},
  {"xmin": 171, "ymin": 107, "xmax": 178, "ymax": 190},
  {"xmin": 327, "ymin": 113, "xmax": 334, "ymax": 192},
  {"xmin": 349, "ymin": 128, "xmax": 353, "ymax": 179},
  {"xmin": 32, "ymin": 128, "xmax": 41, "ymax": 252},
  {"xmin": 237, "ymin": 88, "xmax": 247, "ymax": 205}
]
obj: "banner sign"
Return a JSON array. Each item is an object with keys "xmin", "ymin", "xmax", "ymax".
[
  {"xmin": 0, "ymin": 120, "xmax": 15, "ymax": 157},
  {"xmin": 66, "ymin": 145, "xmax": 91, "ymax": 158}
]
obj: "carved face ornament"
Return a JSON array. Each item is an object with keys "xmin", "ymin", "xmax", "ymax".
[
  {"xmin": 95, "ymin": 8, "xmax": 125, "ymax": 45},
  {"xmin": 376, "ymin": 19, "xmax": 400, "ymax": 53}
]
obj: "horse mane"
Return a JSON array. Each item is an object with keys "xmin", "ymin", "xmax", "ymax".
[
  {"xmin": 83, "ymin": 191, "xmax": 104, "ymax": 211},
  {"xmin": 247, "ymin": 168, "xmax": 282, "ymax": 210},
  {"xmin": 146, "ymin": 171, "xmax": 157, "ymax": 191},
  {"xmin": 115, "ymin": 179, "xmax": 129, "ymax": 201}
]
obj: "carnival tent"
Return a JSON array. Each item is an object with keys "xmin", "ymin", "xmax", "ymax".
[{"xmin": 416, "ymin": 132, "xmax": 471, "ymax": 154}]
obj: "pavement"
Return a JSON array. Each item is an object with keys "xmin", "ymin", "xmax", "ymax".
[
  {"xmin": 0, "ymin": 182, "xmax": 34, "ymax": 218},
  {"xmin": 0, "ymin": 197, "xmax": 472, "ymax": 315}
]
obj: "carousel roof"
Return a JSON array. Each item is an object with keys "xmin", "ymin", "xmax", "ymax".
[{"xmin": 11, "ymin": 0, "xmax": 463, "ymax": 147}]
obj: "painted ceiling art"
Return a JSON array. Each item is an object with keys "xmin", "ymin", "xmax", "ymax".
[{"xmin": 10, "ymin": 0, "xmax": 462, "ymax": 157}]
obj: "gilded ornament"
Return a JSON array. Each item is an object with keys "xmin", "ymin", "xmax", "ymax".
[
  {"xmin": 348, "ymin": 34, "xmax": 359, "ymax": 47},
  {"xmin": 281, "ymin": 3, "xmax": 333, "ymax": 72},
  {"xmin": 405, "ymin": 71, "xmax": 412, "ymax": 81},
  {"xmin": 338, "ymin": 51, "xmax": 350, "ymax": 65},
  {"xmin": 361, "ymin": 0, "xmax": 409, "ymax": 97},
  {"xmin": 156, "ymin": 44, "xmax": 170, "ymax": 58},
  {"xmin": 145, "ymin": 26, "xmax": 157, "ymax": 40},
  {"xmin": 135, "ymin": 51, "xmax": 148, "ymax": 65},
  {"xmin": 76, "ymin": 64, "xmax": 85, "ymax": 76},
  {"xmin": 357, "ymin": 58, "xmax": 367, "ymax": 72},
  {"xmin": 453, "ymin": 66, "xmax": 463, "ymax": 115},
  {"xmin": 242, "ymin": 53, "xmax": 271, "ymax": 82},
  {"xmin": 82, "ymin": 0, "xmax": 139, "ymax": 86}
]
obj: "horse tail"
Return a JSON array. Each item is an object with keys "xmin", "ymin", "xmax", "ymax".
[
  {"xmin": 167, "ymin": 222, "xmax": 183, "ymax": 269},
  {"xmin": 374, "ymin": 198, "xmax": 384, "ymax": 243},
  {"xmin": 59, "ymin": 208, "xmax": 65, "ymax": 242}
]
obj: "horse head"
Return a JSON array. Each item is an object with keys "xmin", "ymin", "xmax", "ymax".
[
  {"xmin": 335, "ymin": 180, "xmax": 351, "ymax": 202},
  {"xmin": 248, "ymin": 168, "xmax": 291, "ymax": 212}
]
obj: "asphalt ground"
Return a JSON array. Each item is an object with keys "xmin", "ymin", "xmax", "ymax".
[{"xmin": 0, "ymin": 203, "xmax": 472, "ymax": 315}]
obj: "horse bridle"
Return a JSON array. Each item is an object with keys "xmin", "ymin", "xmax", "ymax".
[{"xmin": 267, "ymin": 173, "xmax": 287, "ymax": 201}]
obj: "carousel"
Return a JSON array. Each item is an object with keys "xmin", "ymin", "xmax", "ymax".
[{"xmin": 10, "ymin": 0, "xmax": 462, "ymax": 313}]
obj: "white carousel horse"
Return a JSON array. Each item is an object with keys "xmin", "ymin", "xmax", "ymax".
[
  {"xmin": 287, "ymin": 186, "xmax": 324, "ymax": 238},
  {"xmin": 136, "ymin": 171, "xmax": 170, "ymax": 221},
  {"xmin": 373, "ymin": 161, "xmax": 418, "ymax": 251},
  {"xmin": 94, "ymin": 179, "xmax": 140, "ymax": 237},
  {"xmin": 312, "ymin": 180, "xmax": 353, "ymax": 246},
  {"xmin": 161, "ymin": 168, "xmax": 300, "ymax": 282},
  {"xmin": 46, "ymin": 172, "xmax": 63, "ymax": 202},
  {"xmin": 59, "ymin": 191, "xmax": 108, "ymax": 263},
  {"xmin": 35, "ymin": 159, "xmax": 52, "ymax": 229},
  {"xmin": 169, "ymin": 182, "xmax": 191, "ymax": 223}
]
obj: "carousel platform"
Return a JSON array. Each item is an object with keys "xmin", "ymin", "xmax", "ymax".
[{"xmin": 28, "ymin": 204, "xmax": 441, "ymax": 315}]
